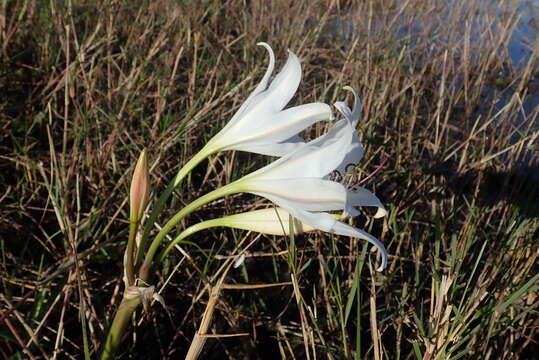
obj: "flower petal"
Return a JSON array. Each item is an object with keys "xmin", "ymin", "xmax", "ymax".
[
  {"xmin": 229, "ymin": 136, "xmax": 304, "ymax": 157},
  {"xmin": 327, "ymin": 219, "xmax": 388, "ymax": 272},
  {"xmin": 330, "ymin": 87, "xmax": 364, "ymax": 176},
  {"xmin": 221, "ymin": 42, "xmax": 276, "ymax": 133},
  {"xmin": 327, "ymin": 134, "xmax": 364, "ymax": 180},
  {"xmin": 224, "ymin": 207, "xmax": 316, "ymax": 236},
  {"xmin": 250, "ymin": 117, "xmax": 356, "ymax": 179},
  {"xmin": 233, "ymin": 49, "xmax": 302, "ymax": 129},
  {"xmin": 224, "ymin": 102, "xmax": 332, "ymax": 153},
  {"xmin": 250, "ymin": 43, "xmax": 276, "ymax": 99},
  {"xmin": 346, "ymin": 187, "xmax": 387, "ymax": 218},
  {"xmin": 246, "ymin": 178, "xmax": 348, "ymax": 211},
  {"xmin": 261, "ymin": 50, "xmax": 303, "ymax": 112},
  {"xmin": 264, "ymin": 197, "xmax": 388, "ymax": 271},
  {"xmin": 334, "ymin": 86, "xmax": 361, "ymax": 127},
  {"xmin": 206, "ymin": 44, "xmax": 332, "ymax": 158}
]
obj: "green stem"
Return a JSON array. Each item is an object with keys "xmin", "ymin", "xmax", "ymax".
[
  {"xmin": 139, "ymin": 180, "xmax": 243, "ymax": 282},
  {"xmin": 125, "ymin": 221, "xmax": 138, "ymax": 286},
  {"xmin": 101, "ymin": 294, "xmax": 142, "ymax": 360},
  {"xmin": 134, "ymin": 146, "xmax": 213, "ymax": 268},
  {"xmin": 157, "ymin": 218, "xmax": 225, "ymax": 262}
]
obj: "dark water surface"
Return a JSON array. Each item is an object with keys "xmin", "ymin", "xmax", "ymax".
[
  {"xmin": 324, "ymin": 0, "xmax": 539, "ymax": 189},
  {"xmin": 509, "ymin": 0, "xmax": 539, "ymax": 66}
]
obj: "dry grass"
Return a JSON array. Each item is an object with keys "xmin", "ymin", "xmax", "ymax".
[{"xmin": 1, "ymin": 0, "xmax": 538, "ymax": 359}]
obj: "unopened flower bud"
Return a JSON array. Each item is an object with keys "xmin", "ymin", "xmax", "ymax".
[
  {"xmin": 130, "ymin": 148, "xmax": 150, "ymax": 223},
  {"xmin": 224, "ymin": 208, "xmax": 325, "ymax": 236}
]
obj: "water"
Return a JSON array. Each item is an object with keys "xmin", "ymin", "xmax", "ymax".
[
  {"xmin": 321, "ymin": 0, "xmax": 539, "ymax": 186},
  {"xmin": 447, "ymin": 0, "xmax": 539, "ymax": 184},
  {"xmin": 424, "ymin": 0, "xmax": 539, "ymax": 187},
  {"xmin": 510, "ymin": 0, "xmax": 539, "ymax": 66}
]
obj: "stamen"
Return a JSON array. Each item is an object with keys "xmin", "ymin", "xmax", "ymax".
[{"xmin": 349, "ymin": 155, "xmax": 390, "ymax": 190}]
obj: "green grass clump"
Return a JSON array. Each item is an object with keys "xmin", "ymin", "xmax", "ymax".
[{"xmin": 0, "ymin": 0, "xmax": 537, "ymax": 359}]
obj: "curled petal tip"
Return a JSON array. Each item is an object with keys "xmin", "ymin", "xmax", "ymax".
[
  {"xmin": 256, "ymin": 43, "xmax": 275, "ymax": 64},
  {"xmin": 340, "ymin": 86, "xmax": 361, "ymax": 124},
  {"xmin": 257, "ymin": 43, "xmax": 275, "ymax": 61},
  {"xmin": 342, "ymin": 86, "xmax": 360, "ymax": 103},
  {"xmin": 376, "ymin": 250, "xmax": 388, "ymax": 272},
  {"xmin": 374, "ymin": 207, "xmax": 387, "ymax": 219},
  {"xmin": 286, "ymin": 49, "xmax": 300, "ymax": 64}
]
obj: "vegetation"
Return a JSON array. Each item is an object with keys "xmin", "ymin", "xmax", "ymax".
[{"xmin": 1, "ymin": 0, "xmax": 537, "ymax": 359}]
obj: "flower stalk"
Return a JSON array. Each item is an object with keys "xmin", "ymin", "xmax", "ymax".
[
  {"xmin": 134, "ymin": 149, "xmax": 209, "ymax": 270},
  {"xmin": 139, "ymin": 181, "xmax": 245, "ymax": 282},
  {"xmin": 101, "ymin": 292, "xmax": 142, "ymax": 360}
]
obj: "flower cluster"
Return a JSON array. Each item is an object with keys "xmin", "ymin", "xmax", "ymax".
[
  {"xmin": 154, "ymin": 43, "xmax": 388, "ymax": 272},
  {"xmin": 235, "ymin": 86, "xmax": 388, "ymax": 270},
  {"xmin": 106, "ymin": 42, "xmax": 389, "ymax": 359},
  {"xmin": 209, "ymin": 44, "xmax": 389, "ymax": 271}
]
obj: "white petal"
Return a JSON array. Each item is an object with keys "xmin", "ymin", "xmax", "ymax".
[
  {"xmin": 280, "ymin": 135, "xmax": 304, "ymax": 144},
  {"xmin": 223, "ymin": 102, "xmax": 332, "ymax": 152},
  {"xmin": 245, "ymin": 178, "xmax": 348, "ymax": 211},
  {"xmin": 346, "ymin": 187, "xmax": 387, "ymax": 218},
  {"xmin": 230, "ymin": 136, "xmax": 305, "ymax": 156},
  {"xmin": 328, "ymin": 220, "xmax": 388, "ymax": 271},
  {"xmin": 329, "ymin": 133, "xmax": 364, "ymax": 178},
  {"xmin": 251, "ymin": 43, "xmax": 276, "ymax": 98},
  {"xmin": 374, "ymin": 207, "xmax": 387, "ymax": 219},
  {"xmin": 274, "ymin": 201, "xmax": 388, "ymax": 271},
  {"xmin": 251, "ymin": 118, "xmax": 355, "ymax": 179},
  {"xmin": 329, "ymin": 87, "xmax": 364, "ymax": 176},
  {"xmin": 334, "ymin": 101, "xmax": 352, "ymax": 120},
  {"xmin": 224, "ymin": 207, "xmax": 316, "ymax": 236},
  {"xmin": 335, "ymin": 86, "xmax": 361, "ymax": 127},
  {"xmin": 262, "ymin": 50, "xmax": 302, "ymax": 112},
  {"xmin": 265, "ymin": 102, "xmax": 332, "ymax": 141},
  {"xmin": 233, "ymin": 49, "xmax": 302, "ymax": 125},
  {"xmin": 220, "ymin": 43, "xmax": 276, "ymax": 133}
]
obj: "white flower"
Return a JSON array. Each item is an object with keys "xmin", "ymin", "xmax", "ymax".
[
  {"xmin": 150, "ymin": 88, "xmax": 387, "ymax": 271},
  {"xmin": 234, "ymin": 87, "xmax": 388, "ymax": 271},
  {"xmin": 157, "ymin": 207, "xmax": 342, "ymax": 262},
  {"xmin": 203, "ymin": 42, "xmax": 333, "ymax": 157}
]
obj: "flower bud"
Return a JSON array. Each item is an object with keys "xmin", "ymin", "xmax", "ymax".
[
  {"xmin": 224, "ymin": 208, "xmax": 326, "ymax": 236},
  {"xmin": 130, "ymin": 148, "xmax": 150, "ymax": 223}
]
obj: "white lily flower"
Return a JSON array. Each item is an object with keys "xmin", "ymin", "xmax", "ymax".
[
  {"xmin": 202, "ymin": 42, "xmax": 333, "ymax": 157},
  {"xmin": 233, "ymin": 87, "xmax": 388, "ymax": 271},
  {"xmin": 147, "ymin": 88, "xmax": 387, "ymax": 272},
  {"xmin": 139, "ymin": 43, "xmax": 334, "ymax": 265}
]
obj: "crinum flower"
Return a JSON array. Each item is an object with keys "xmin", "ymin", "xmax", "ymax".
[
  {"xmin": 231, "ymin": 87, "xmax": 388, "ymax": 270},
  {"xmin": 137, "ymin": 43, "xmax": 333, "ymax": 263},
  {"xmin": 147, "ymin": 89, "xmax": 387, "ymax": 272},
  {"xmin": 201, "ymin": 42, "xmax": 333, "ymax": 157}
]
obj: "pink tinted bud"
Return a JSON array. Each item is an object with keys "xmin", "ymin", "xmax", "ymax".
[{"xmin": 130, "ymin": 148, "xmax": 150, "ymax": 222}]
